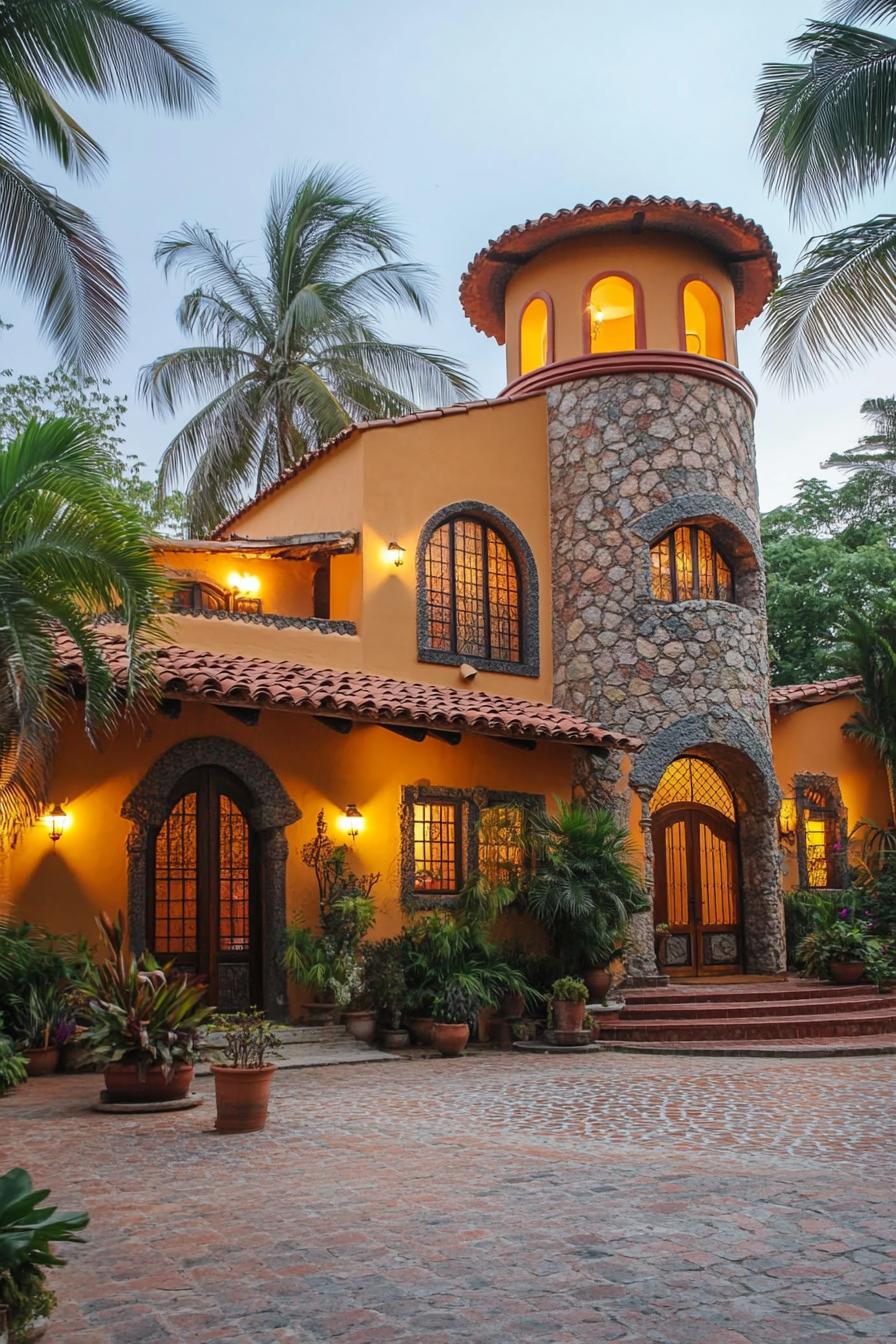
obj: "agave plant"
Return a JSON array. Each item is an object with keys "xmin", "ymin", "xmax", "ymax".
[{"xmin": 75, "ymin": 912, "xmax": 213, "ymax": 1079}]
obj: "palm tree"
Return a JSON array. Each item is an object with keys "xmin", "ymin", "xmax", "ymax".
[
  {"xmin": 140, "ymin": 166, "xmax": 478, "ymax": 535},
  {"xmin": 837, "ymin": 605, "xmax": 896, "ymax": 819},
  {"xmin": 824, "ymin": 396, "xmax": 896, "ymax": 484},
  {"xmin": 753, "ymin": 1, "xmax": 896, "ymax": 389},
  {"xmin": 0, "ymin": 1, "xmax": 215, "ymax": 372},
  {"xmin": 0, "ymin": 418, "xmax": 163, "ymax": 831}
]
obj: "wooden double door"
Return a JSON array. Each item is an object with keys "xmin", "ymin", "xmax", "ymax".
[
  {"xmin": 652, "ymin": 803, "xmax": 741, "ymax": 976},
  {"xmin": 149, "ymin": 766, "xmax": 261, "ymax": 1009}
]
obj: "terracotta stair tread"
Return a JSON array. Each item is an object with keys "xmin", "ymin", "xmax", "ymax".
[
  {"xmin": 619, "ymin": 993, "xmax": 883, "ymax": 1019},
  {"xmin": 623, "ymin": 984, "xmax": 866, "ymax": 1006},
  {"xmin": 601, "ymin": 1007, "xmax": 896, "ymax": 1041},
  {"xmin": 598, "ymin": 1035, "xmax": 896, "ymax": 1057}
]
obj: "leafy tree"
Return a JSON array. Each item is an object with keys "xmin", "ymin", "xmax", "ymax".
[
  {"xmin": 763, "ymin": 475, "xmax": 896, "ymax": 683},
  {"xmin": 836, "ymin": 603, "xmax": 896, "ymax": 816},
  {"xmin": 0, "ymin": 418, "xmax": 163, "ymax": 830},
  {"xmin": 0, "ymin": 0, "xmax": 215, "ymax": 372},
  {"xmin": 824, "ymin": 394, "xmax": 896, "ymax": 484},
  {"xmin": 0, "ymin": 367, "xmax": 187, "ymax": 535},
  {"xmin": 141, "ymin": 165, "xmax": 478, "ymax": 535},
  {"xmin": 753, "ymin": 0, "xmax": 896, "ymax": 388}
]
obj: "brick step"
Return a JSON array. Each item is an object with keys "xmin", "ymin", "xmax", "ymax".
[
  {"xmin": 623, "ymin": 983, "xmax": 866, "ymax": 1007},
  {"xmin": 619, "ymin": 993, "xmax": 884, "ymax": 1021},
  {"xmin": 598, "ymin": 1035, "xmax": 896, "ymax": 1058},
  {"xmin": 600, "ymin": 1007, "xmax": 896, "ymax": 1042}
]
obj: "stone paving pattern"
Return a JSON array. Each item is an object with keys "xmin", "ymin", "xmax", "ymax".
[{"xmin": 6, "ymin": 1052, "xmax": 896, "ymax": 1342}]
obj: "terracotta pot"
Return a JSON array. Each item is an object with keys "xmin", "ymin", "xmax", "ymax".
[
  {"xmin": 24, "ymin": 1046, "xmax": 60, "ymax": 1077},
  {"xmin": 303, "ymin": 1002, "xmax": 337, "ymax": 1026},
  {"xmin": 407, "ymin": 1016, "xmax": 434, "ymax": 1045},
  {"xmin": 431, "ymin": 1022, "xmax": 470, "ymax": 1057},
  {"xmin": 552, "ymin": 999, "xmax": 586, "ymax": 1033},
  {"xmin": 829, "ymin": 960, "xmax": 865, "ymax": 986},
  {"xmin": 103, "ymin": 1061, "xmax": 194, "ymax": 1104},
  {"xmin": 500, "ymin": 990, "xmax": 525, "ymax": 1019},
  {"xmin": 378, "ymin": 1027, "xmax": 410, "ymax": 1049},
  {"xmin": 343, "ymin": 1011, "xmax": 376, "ymax": 1044},
  {"xmin": 584, "ymin": 967, "xmax": 612, "ymax": 1002},
  {"xmin": 212, "ymin": 1064, "xmax": 276, "ymax": 1134}
]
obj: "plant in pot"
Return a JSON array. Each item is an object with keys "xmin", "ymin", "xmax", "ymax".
[
  {"xmin": 0, "ymin": 918, "xmax": 87, "ymax": 1078},
  {"xmin": 283, "ymin": 812, "xmax": 378, "ymax": 1024},
  {"xmin": 526, "ymin": 801, "xmax": 649, "ymax": 996},
  {"xmin": 431, "ymin": 981, "xmax": 478, "ymax": 1057},
  {"xmin": 0, "ymin": 1024, "xmax": 26, "ymax": 1098},
  {"xmin": 865, "ymin": 941, "xmax": 896, "ymax": 993},
  {"xmin": 550, "ymin": 976, "xmax": 588, "ymax": 1042},
  {"xmin": 209, "ymin": 1010, "xmax": 282, "ymax": 1134},
  {"xmin": 362, "ymin": 939, "xmax": 409, "ymax": 1047},
  {"xmin": 10, "ymin": 985, "xmax": 65, "ymax": 1078},
  {"xmin": 0, "ymin": 1167, "xmax": 88, "ymax": 1344},
  {"xmin": 820, "ymin": 921, "xmax": 874, "ymax": 985},
  {"xmin": 75, "ymin": 912, "xmax": 213, "ymax": 1104}
]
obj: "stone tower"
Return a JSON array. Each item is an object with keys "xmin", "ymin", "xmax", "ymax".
[{"xmin": 461, "ymin": 196, "xmax": 785, "ymax": 978}]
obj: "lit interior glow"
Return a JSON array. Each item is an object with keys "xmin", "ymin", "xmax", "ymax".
[
  {"xmin": 588, "ymin": 275, "xmax": 637, "ymax": 354},
  {"xmin": 227, "ymin": 570, "xmax": 261, "ymax": 597},
  {"xmin": 41, "ymin": 804, "xmax": 70, "ymax": 841},
  {"xmin": 519, "ymin": 296, "xmax": 549, "ymax": 374},
  {"xmin": 337, "ymin": 805, "xmax": 365, "ymax": 839},
  {"xmin": 682, "ymin": 279, "xmax": 725, "ymax": 360}
]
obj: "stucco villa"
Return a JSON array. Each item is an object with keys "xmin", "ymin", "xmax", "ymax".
[{"xmin": 6, "ymin": 196, "xmax": 891, "ymax": 1023}]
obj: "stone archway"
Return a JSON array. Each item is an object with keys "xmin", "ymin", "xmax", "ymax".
[
  {"xmin": 629, "ymin": 708, "xmax": 784, "ymax": 978},
  {"xmin": 122, "ymin": 737, "xmax": 301, "ymax": 1016}
]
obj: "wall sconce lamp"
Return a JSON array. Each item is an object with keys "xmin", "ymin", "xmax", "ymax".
[
  {"xmin": 383, "ymin": 541, "xmax": 405, "ymax": 568},
  {"xmin": 778, "ymin": 798, "xmax": 797, "ymax": 839},
  {"xmin": 41, "ymin": 804, "xmax": 70, "ymax": 843},
  {"xmin": 336, "ymin": 803, "xmax": 365, "ymax": 842},
  {"xmin": 227, "ymin": 570, "xmax": 261, "ymax": 599}
]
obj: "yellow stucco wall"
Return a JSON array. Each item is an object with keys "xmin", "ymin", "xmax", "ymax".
[
  {"xmin": 503, "ymin": 233, "xmax": 738, "ymax": 381},
  {"xmin": 771, "ymin": 696, "xmax": 892, "ymax": 890}
]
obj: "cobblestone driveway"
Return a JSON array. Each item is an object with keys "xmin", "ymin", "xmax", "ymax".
[{"xmin": 6, "ymin": 1053, "xmax": 896, "ymax": 1342}]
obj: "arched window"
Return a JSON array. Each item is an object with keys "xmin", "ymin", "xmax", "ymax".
[
  {"xmin": 793, "ymin": 775, "xmax": 847, "ymax": 890},
  {"xmin": 650, "ymin": 525, "xmax": 733, "ymax": 603},
  {"xmin": 586, "ymin": 274, "xmax": 639, "ymax": 354},
  {"xmin": 422, "ymin": 514, "xmax": 522, "ymax": 663},
  {"xmin": 519, "ymin": 295, "xmax": 551, "ymax": 374},
  {"xmin": 681, "ymin": 279, "xmax": 725, "ymax": 360}
]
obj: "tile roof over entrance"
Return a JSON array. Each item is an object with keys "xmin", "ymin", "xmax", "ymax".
[
  {"xmin": 56, "ymin": 633, "xmax": 642, "ymax": 753},
  {"xmin": 769, "ymin": 676, "xmax": 863, "ymax": 711}
]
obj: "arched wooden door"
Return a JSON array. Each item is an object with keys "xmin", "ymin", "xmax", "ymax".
[
  {"xmin": 651, "ymin": 758, "xmax": 742, "ymax": 976},
  {"xmin": 148, "ymin": 766, "xmax": 260, "ymax": 1009}
]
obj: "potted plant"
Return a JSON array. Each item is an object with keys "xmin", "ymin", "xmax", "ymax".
[
  {"xmin": 14, "ymin": 986, "xmax": 65, "ymax": 1077},
  {"xmin": 0, "ymin": 1167, "xmax": 88, "ymax": 1344},
  {"xmin": 822, "ymin": 922, "xmax": 872, "ymax": 984},
  {"xmin": 0, "ymin": 1025, "xmax": 26, "ymax": 1098},
  {"xmin": 362, "ymin": 939, "xmax": 409, "ymax": 1047},
  {"xmin": 209, "ymin": 1010, "xmax": 281, "ymax": 1134},
  {"xmin": 283, "ymin": 812, "xmax": 378, "ymax": 1024},
  {"xmin": 654, "ymin": 922, "xmax": 671, "ymax": 969},
  {"xmin": 75, "ymin": 912, "xmax": 213, "ymax": 1104},
  {"xmin": 431, "ymin": 983, "xmax": 476, "ymax": 1057},
  {"xmin": 550, "ymin": 976, "xmax": 588, "ymax": 1038}
]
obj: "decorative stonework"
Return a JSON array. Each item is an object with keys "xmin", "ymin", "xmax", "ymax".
[
  {"xmin": 546, "ymin": 371, "xmax": 785, "ymax": 976},
  {"xmin": 793, "ymin": 772, "xmax": 850, "ymax": 891},
  {"xmin": 170, "ymin": 606, "xmax": 357, "ymax": 636},
  {"xmin": 121, "ymin": 737, "xmax": 301, "ymax": 1016}
]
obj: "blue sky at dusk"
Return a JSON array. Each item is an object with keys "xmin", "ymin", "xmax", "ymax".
[{"xmin": 2, "ymin": 0, "xmax": 891, "ymax": 510}]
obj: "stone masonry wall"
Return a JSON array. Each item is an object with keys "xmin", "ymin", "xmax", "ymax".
[{"xmin": 546, "ymin": 371, "xmax": 785, "ymax": 975}]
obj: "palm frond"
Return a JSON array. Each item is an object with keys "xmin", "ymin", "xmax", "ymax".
[
  {"xmin": 137, "ymin": 345, "xmax": 258, "ymax": 416},
  {"xmin": 762, "ymin": 214, "xmax": 896, "ymax": 389}
]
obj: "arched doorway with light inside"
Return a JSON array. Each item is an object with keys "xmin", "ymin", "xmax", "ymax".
[{"xmin": 651, "ymin": 756, "xmax": 742, "ymax": 976}]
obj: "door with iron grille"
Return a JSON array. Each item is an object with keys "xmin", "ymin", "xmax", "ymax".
[
  {"xmin": 148, "ymin": 766, "xmax": 260, "ymax": 1009},
  {"xmin": 651, "ymin": 758, "xmax": 741, "ymax": 976}
]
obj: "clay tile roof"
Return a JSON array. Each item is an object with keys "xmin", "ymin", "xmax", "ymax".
[
  {"xmin": 769, "ymin": 675, "xmax": 863, "ymax": 711},
  {"xmin": 56, "ymin": 632, "xmax": 642, "ymax": 753},
  {"xmin": 208, "ymin": 391, "xmax": 538, "ymax": 540},
  {"xmin": 460, "ymin": 195, "xmax": 779, "ymax": 342}
]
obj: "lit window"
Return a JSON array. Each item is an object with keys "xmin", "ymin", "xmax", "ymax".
[
  {"xmin": 171, "ymin": 581, "xmax": 262, "ymax": 617},
  {"xmin": 681, "ymin": 279, "xmax": 725, "ymax": 360},
  {"xmin": 650, "ymin": 526, "xmax": 733, "ymax": 603},
  {"xmin": 478, "ymin": 805, "xmax": 525, "ymax": 889},
  {"xmin": 153, "ymin": 792, "xmax": 198, "ymax": 954},
  {"xmin": 423, "ymin": 515, "xmax": 521, "ymax": 662},
  {"xmin": 797, "ymin": 782, "xmax": 845, "ymax": 889},
  {"xmin": 587, "ymin": 275, "xmax": 638, "ymax": 354},
  {"xmin": 519, "ymin": 296, "xmax": 550, "ymax": 374},
  {"xmin": 413, "ymin": 802, "xmax": 461, "ymax": 894}
]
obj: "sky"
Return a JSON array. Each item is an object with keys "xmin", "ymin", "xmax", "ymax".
[{"xmin": 2, "ymin": 0, "xmax": 893, "ymax": 513}]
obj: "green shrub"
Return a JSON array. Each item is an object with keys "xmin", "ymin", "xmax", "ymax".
[{"xmin": 550, "ymin": 976, "xmax": 588, "ymax": 1003}]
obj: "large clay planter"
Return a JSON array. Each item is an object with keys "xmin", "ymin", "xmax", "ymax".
[
  {"xmin": 211, "ymin": 1064, "xmax": 276, "ymax": 1133},
  {"xmin": 303, "ymin": 1002, "xmax": 337, "ymax": 1026},
  {"xmin": 500, "ymin": 990, "xmax": 525, "ymax": 1019},
  {"xmin": 378, "ymin": 1027, "xmax": 410, "ymax": 1049},
  {"xmin": 829, "ymin": 960, "xmax": 864, "ymax": 986},
  {"xmin": 552, "ymin": 999, "xmax": 586, "ymax": 1033},
  {"xmin": 584, "ymin": 967, "xmax": 612, "ymax": 1002},
  {"xmin": 343, "ymin": 1011, "xmax": 376, "ymax": 1044},
  {"xmin": 103, "ymin": 1061, "xmax": 193, "ymax": 1104},
  {"xmin": 24, "ymin": 1046, "xmax": 60, "ymax": 1077},
  {"xmin": 431, "ymin": 1022, "xmax": 470, "ymax": 1057},
  {"xmin": 407, "ymin": 1016, "xmax": 434, "ymax": 1045}
]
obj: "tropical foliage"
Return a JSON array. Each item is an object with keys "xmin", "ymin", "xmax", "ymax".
[
  {"xmin": 0, "ymin": 418, "xmax": 163, "ymax": 829},
  {"xmin": 210, "ymin": 1011, "xmax": 281, "ymax": 1070},
  {"xmin": 141, "ymin": 166, "xmax": 477, "ymax": 533},
  {"xmin": 836, "ymin": 602, "xmax": 896, "ymax": 816},
  {"xmin": 754, "ymin": 1, "xmax": 896, "ymax": 387},
  {"xmin": 0, "ymin": 1166, "xmax": 88, "ymax": 1341},
  {"xmin": 0, "ymin": 917, "xmax": 86, "ymax": 1052},
  {"xmin": 0, "ymin": 0, "xmax": 214, "ymax": 371},
  {"xmin": 825, "ymin": 394, "xmax": 896, "ymax": 484}
]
